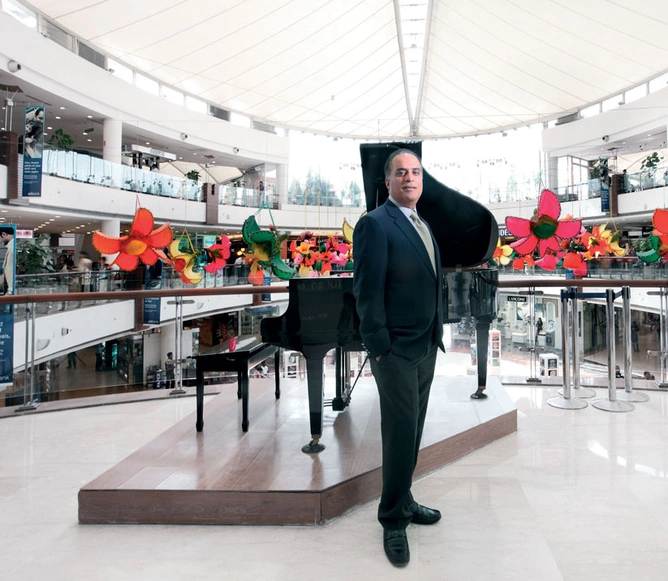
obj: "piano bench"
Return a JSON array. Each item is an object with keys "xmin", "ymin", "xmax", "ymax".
[{"xmin": 195, "ymin": 344, "xmax": 280, "ymax": 433}]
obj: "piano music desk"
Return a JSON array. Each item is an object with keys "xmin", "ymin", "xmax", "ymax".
[{"xmin": 195, "ymin": 339, "xmax": 279, "ymax": 433}]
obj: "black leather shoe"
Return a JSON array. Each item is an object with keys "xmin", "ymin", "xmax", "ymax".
[
  {"xmin": 383, "ymin": 529, "xmax": 409, "ymax": 566},
  {"xmin": 411, "ymin": 503, "xmax": 441, "ymax": 525}
]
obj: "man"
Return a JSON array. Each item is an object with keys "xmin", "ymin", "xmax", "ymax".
[
  {"xmin": 164, "ymin": 352, "xmax": 176, "ymax": 389},
  {"xmin": 0, "ymin": 227, "xmax": 15, "ymax": 295},
  {"xmin": 353, "ymin": 149, "xmax": 444, "ymax": 567}
]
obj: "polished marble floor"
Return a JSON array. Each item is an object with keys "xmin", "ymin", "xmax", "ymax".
[{"xmin": 2, "ymin": 351, "xmax": 668, "ymax": 580}]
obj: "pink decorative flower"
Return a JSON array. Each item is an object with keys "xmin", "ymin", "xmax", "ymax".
[{"xmin": 506, "ymin": 190, "xmax": 582, "ymax": 257}]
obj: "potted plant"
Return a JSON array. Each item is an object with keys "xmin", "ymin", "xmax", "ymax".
[
  {"xmin": 639, "ymin": 152, "xmax": 664, "ymax": 189},
  {"xmin": 16, "ymin": 236, "xmax": 55, "ymax": 274},
  {"xmin": 46, "ymin": 129, "xmax": 75, "ymax": 151},
  {"xmin": 185, "ymin": 169, "xmax": 200, "ymax": 182}
]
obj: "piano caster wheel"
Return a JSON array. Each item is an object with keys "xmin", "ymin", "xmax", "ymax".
[{"xmin": 302, "ymin": 438, "xmax": 326, "ymax": 454}]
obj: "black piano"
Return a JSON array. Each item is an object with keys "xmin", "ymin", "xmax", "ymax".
[{"xmin": 262, "ymin": 142, "xmax": 498, "ymax": 453}]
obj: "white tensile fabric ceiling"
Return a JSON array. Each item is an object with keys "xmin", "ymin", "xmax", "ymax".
[{"xmin": 28, "ymin": 0, "xmax": 668, "ymax": 140}]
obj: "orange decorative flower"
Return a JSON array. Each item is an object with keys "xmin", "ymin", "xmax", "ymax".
[{"xmin": 93, "ymin": 207, "xmax": 172, "ymax": 271}]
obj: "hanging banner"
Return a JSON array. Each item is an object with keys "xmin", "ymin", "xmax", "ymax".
[
  {"xmin": 599, "ymin": 157, "xmax": 610, "ymax": 212},
  {"xmin": 22, "ymin": 106, "xmax": 45, "ymax": 197},
  {"xmin": 0, "ymin": 225, "xmax": 16, "ymax": 386},
  {"xmin": 143, "ymin": 261, "xmax": 164, "ymax": 325}
]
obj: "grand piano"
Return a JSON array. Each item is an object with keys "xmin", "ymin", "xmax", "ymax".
[{"xmin": 262, "ymin": 142, "xmax": 498, "ymax": 453}]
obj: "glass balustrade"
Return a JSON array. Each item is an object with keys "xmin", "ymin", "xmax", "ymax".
[{"xmin": 42, "ymin": 148, "xmax": 203, "ymax": 201}]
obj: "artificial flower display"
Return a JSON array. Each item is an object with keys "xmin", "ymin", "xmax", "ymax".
[
  {"xmin": 289, "ymin": 231, "xmax": 353, "ymax": 277},
  {"xmin": 506, "ymin": 189, "xmax": 581, "ymax": 257},
  {"xmin": 168, "ymin": 233, "xmax": 233, "ymax": 284},
  {"xmin": 204, "ymin": 240, "xmax": 232, "ymax": 273},
  {"xmin": 492, "ymin": 238, "xmax": 513, "ymax": 266},
  {"xmin": 652, "ymin": 208, "xmax": 668, "ymax": 247},
  {"xmin": 241, "ymin": 215, "xmax": 295, "ymax": 281},
  {"xmin": 92, "ymin": 207, "xmax": 172, "ymax": 271},
  {"xmin": 168, "ymin": 233, "xmax": 203, "ymax": 284}
]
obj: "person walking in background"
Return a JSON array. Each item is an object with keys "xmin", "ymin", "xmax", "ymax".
[
  {"xmin": 164, "ymin": 352, "xmax": 175, "ymax": 389},
  {"xmin": 353, "ymin": 149, "xmax": 445, "ymax": 567},
  {"xmin": 631, "ymin": 321, "xmax": 640, "ymax": 353}
]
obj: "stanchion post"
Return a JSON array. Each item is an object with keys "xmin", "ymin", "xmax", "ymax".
[
  {"xmin": 592, "ymin": 289, "xmax": 634, "ymax": 413},
  {"xmin": 16, "ymin": 302, "xmax": 37, "ymax": 412},
  {"xmin": 167, "ymin": 296, "xmax": 192, "ymax": 395},
  {"xmin": 618, "ymin": 286, "xmax": 649, "ymax": 403},
  {"xmin": 523, "ymin": 288, "xmax": 541, "ymax": 383},
  {"xmin": 548, "ymin": 288, "xmax": 587, "ymax": 410},
  {"xmin": 569, "ymin": 291, "xmax": 596, "ymax": 399}
]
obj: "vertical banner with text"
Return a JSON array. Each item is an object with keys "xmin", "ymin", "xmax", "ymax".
[
  {"xmin": 22, "ymin": 106, "xmax": 45, "ymax": 197},
  {"xmin": 0, "ymin": 225, "xmax": 16, "ymax": 386}
]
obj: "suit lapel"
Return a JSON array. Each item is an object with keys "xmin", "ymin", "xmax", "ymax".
[{"xmin": 383, "ymin": 202, "xmax": 437, "ymax": 280}]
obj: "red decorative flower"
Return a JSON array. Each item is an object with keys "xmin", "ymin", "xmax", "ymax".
[
  {"xmin": 204, "ymin": 239, "xmax": 232, "ymax": 273},
  {"xmin": 506, "ymin": 190, "xmax": 581, "ymax": 257},
  {"xmin": 93, "ymin": 207, "xmax": 172, "ymax": 271}
]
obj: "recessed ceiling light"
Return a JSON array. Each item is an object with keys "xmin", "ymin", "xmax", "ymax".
[
  {"xmin": 59, "ymin": 106, "xmax": 65, "ymax": 110},
  {"xmin": 47, "ymin": 126, "xmax": 52, "ymax": 130},
  {"xmin": 145, "ymin": 142, "xmax": 150, "ymax": 145},
  {"xmin": 55, "ymin": 215, "xmax": 60, "ymax": 218},
  {"xmin": 87, "ymin": 139, "xmax": 92, "ymax": 142},
  {"xmin": 87, "ymin": 115, "xmax": 93, "ymax": 119},
  {"xmin": 55, "ymin": 116, "xmax": 61, "ymax": 120}
]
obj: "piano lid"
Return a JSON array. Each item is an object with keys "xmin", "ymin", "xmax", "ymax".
[{"xmin": 360, "ymin": 142, "xmax": 498, "ymax": 269}]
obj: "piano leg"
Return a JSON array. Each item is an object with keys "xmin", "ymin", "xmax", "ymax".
[
  {"xmin": 195, "ymin": 368, "xmax": 204, "ymax": 432},
  {"xmin": 331, "ymin": 348, "xmax": 353, "ymax": 411},
  {"xmin": 302, "ymin": 357, "xmax": 326, "ymax": 454},
  {"xmin": 274, "ymin": 350, "xmax": 281, "ymax": 399},
  {"xmin": 471, "ymin": 320, "xmax": 491, "ymax": 400},
  {"xmin": 238, "ymin": 368, "xmax": 250, "ymax": 432}
]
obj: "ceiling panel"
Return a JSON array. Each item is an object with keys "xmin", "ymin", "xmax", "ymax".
[{"xmin": 24, "ymin": 0, "xmax": 668, "ymax": 139}]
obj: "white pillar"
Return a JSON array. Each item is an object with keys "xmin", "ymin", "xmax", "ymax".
[
  {"xmin": 103, "ymin": 118, "xmax": 123, "ymax": 164},
  {"xmin": 100, "ymin": 219, "xmax": 120, "ymax": 265},
  {"xmin": 276, "ymin": 163, "xmax": 288, "ymax": 208}
]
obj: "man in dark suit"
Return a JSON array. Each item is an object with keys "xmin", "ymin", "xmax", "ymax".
[{"xmin": 353, "ymin": 149, "xmax": 444, "ymax": 567}]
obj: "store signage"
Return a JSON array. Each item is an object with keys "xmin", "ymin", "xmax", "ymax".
[
  {"xmin": 21, "ymin": 106, "xmax": 45, "ymax": 197},
  {"xmin": 506, "ymin": 295, "xmax": 527, "ymax": 303}
]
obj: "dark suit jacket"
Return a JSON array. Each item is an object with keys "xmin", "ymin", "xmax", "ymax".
[{"xmin": 353, "ymin": 200, "xmax": 444, "ymax": 360}]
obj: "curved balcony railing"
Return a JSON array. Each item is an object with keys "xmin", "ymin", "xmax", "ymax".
[{"xmin": 1, "ymin": 276, "xmax": 666, "ymax": 412}]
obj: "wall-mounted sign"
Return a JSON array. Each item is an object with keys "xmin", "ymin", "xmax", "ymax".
[{"xmin": 506, "ymin": 295, "xmax": 527, "ymax": 303}]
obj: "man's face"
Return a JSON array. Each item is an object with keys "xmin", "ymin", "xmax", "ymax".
[
  {"xmin": 386, "ymin": 153, "xmax": 423, "ymax": 209},
  {"xmin": 0, "ymin": 233, "xmax": 10, "ymax": 245}
]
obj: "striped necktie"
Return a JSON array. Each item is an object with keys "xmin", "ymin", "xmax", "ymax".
[{"xmin": 410, "ymin": 210, "xmax": 436, "ymax": 273}]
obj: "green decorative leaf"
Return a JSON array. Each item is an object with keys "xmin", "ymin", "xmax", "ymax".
[
  {"xmin": 242, "ymin": 216, "xmax": 261, "ymax": 243},
  {"xmin": 270, "ymin": 254, "xmax": 295, "ymax": 280}
]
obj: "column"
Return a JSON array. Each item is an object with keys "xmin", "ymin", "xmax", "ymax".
[
  {"xmin": 100, "ymin": 219, "xmax": 120, "ymax": 265},
  {"xmin": 544, "ymin": 154, "xmax": 558, "ymax": 192},
  {"xmin": 103, "ymin": 118, "xmax": 123, "ymax": 188},
  {"xmin": 276, "ymin": 163, "xmax": 288, "ymax": 209}
]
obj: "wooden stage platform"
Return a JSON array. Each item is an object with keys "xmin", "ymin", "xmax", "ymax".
[{"xmin": 78, "ymin": 373, "xmax": 517, "ymax": 526}]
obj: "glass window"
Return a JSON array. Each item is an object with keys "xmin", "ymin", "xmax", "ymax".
[
  {"xmin": 136, "ymin": 73, "xmax": 159, "ymax": 96},
  {"xmin": 580, "ymin": 103, "xmax": 600, "ymax": 118},
  {"xmin": 2, "ymin": 0, "xmax": 36, "ymax": 28},
  {"xmin": 185, "ymin": 96, "xmax": 208, "ymax": 115},
  {"xmin": 625, "ymin": 84, "xmax": 647, "ymax": 104},
  {"xmin": 161, "ymin": 85, "xmax": 184, "ymax": 106},
  {"xmin": 602, "ymin": 94, "xmax": 623, "ymax": 112},
  {"xmin": 649, "ymin": 73, "xmax": 668, "ymax": 93},
  {"xmin": 107, "ymin": 58, "xmax": 133, "ymax": 84},
  {"xmin": 230, "ymin": 112, "xmax": 251, "ymax": 128}
]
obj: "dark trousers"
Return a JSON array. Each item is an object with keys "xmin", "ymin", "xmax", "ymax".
[{"xmin": 369, "ymin": 342, "xmax": 438, "ymax": 530}]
